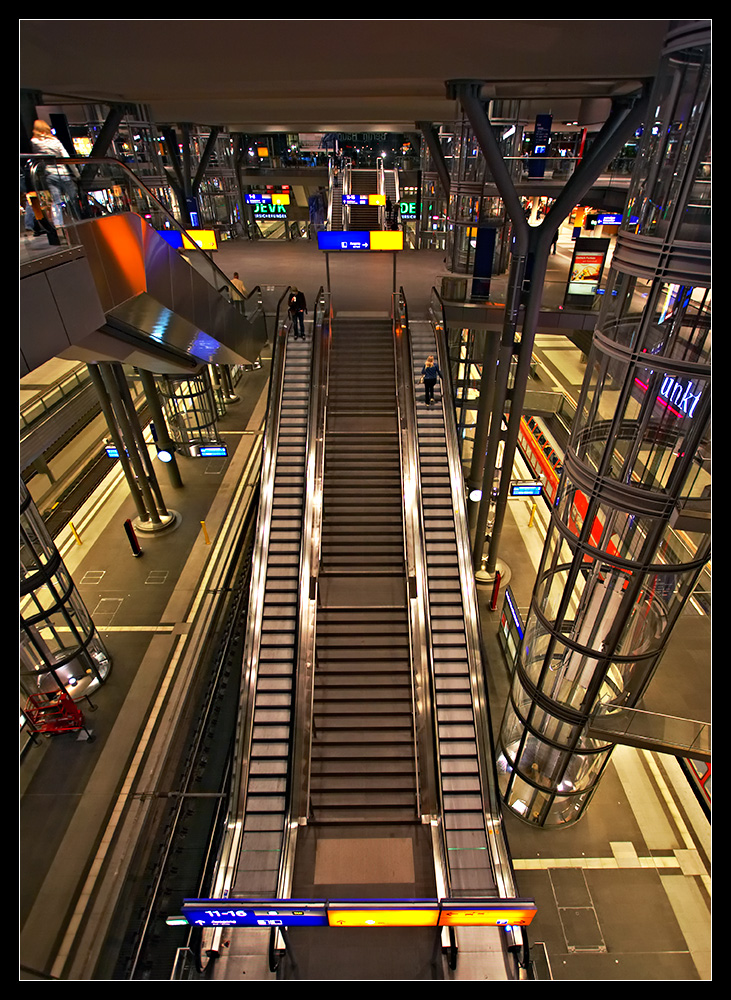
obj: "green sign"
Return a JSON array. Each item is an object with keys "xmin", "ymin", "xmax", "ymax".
[{"xmin": 254, "ymin": 203, "xmax": 287, "ymax": 217}]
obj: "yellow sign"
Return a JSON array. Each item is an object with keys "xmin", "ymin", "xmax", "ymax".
[
  {"xmin": 328, "ymin": 905, "xmax": 438, "ymax": 928},
  {"xmin": 182, "ymin": 229, "xmax": 218, "ymax": 251},
  {"xmin": 439, "ymin": 903, "xmax": 537, "ymax": 927},
  {"xmin": 370, "ymin": 231, "xmax": 404, "ymax": 251}
]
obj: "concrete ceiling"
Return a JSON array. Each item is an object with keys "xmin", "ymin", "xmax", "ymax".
[{"xmin": 20, "ymin": 19, "xmax": 671, "ymax": 133}]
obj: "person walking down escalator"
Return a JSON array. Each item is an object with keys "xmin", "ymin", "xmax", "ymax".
[
  {"xmin": 288, "ymin": 287, "xmax": 308, "ymax": 340},
  {"xmin": 420, "ymin": 355, "xmax": 442, "ymax": 406},
  {"xmin": 231, "ymin": 272, "xmax": 247, "ymax": 300}
]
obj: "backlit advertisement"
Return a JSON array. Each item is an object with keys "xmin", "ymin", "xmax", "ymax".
[{"xmin": 567, "ymin": 237, "xmax": 610, "ymax": 298}]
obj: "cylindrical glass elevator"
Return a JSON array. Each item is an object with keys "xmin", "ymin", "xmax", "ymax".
[{"xmin": 20, "ymin": 480, "xmax": 112, "ymax": 702}]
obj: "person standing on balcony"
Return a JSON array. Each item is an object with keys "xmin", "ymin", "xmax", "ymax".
[{"xmin": 30, "ymin": 120, "xmax": 78, "ymax": 215}]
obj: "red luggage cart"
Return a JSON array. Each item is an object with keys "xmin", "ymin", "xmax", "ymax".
[{"xmin": 24, "ymin": 690, "xmax": 85, "ymax": 735}]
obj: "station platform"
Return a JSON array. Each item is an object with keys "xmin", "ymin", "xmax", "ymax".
[{"xmin": 20, "ymin": 235, "xmax": 711, "ymax": 981}]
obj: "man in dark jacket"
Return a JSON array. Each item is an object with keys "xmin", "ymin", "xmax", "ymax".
[{"xmin": 288, "ymin": 287, "xmax": 307, "ymax": 339}]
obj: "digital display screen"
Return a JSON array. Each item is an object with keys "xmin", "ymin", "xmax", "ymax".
[
  {"xmin": 596, "ymin": 213, "xmax": 638, "ymax": 226},
  {"xmin": 510, "ymin": 480, "xmax": 543, "ymax": 497},
  {"xmin": 504, "ymin": 587, "xmax": 524, "ymax": 637}
]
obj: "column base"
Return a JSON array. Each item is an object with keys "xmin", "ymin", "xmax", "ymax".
[{"xmin": 133, "ymin": 510, "xmax": 181, "ymax": 533}]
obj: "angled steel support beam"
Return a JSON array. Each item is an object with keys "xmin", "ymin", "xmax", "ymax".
[
  {"xmin": 88, "ymin": 105, "xmax": 129, "ymax": 159},
  {"xmin": 193, "ymin": 126, "xmax": 221, "ymax": 189},
  {"xmin": 417, "ymin": 120, "xmax": 451, "ymax": 198},
  {"xmin": 448, "ymin": 78, "xmax": 651, "ymax": 573},
  {"xmin": 79, "ymin": 105, "xmax": 130, "ymax": 188},
  {"xmin": 161, "ymin": 125, "xmax": 187, "ymax": 196}
]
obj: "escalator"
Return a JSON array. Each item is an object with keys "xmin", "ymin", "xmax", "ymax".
[
  {"xmin": 207, "ymin": 299, "xmax": 524, "ymax": 980},
  {"xmin": 279, "ymin": 314, "xmax": 440, "ymax": 980},
  {"xmin": 329, "ymin": 168, "xmax": 344, "ymax": 230},
  {"xmin": 348, "ymin": 169, "xmax": 381, "ymax": 230},
  {"xmin": 212, "ymin": 295, "xmax": 313, "ymax": 905},
  {"xmin": 408, "ymin": 319, "xmax": 499, "ymax": 897}
]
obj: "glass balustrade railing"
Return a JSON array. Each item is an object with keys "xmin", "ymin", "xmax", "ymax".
[
  {"xmin": 20, "ymin": 365, "xmax": 93, "ymax": 435},
  {"xmin": 20, "ymin": 153, "xmax": 263, "ymax": 319},
  {"xmin": 589, "ymin": 703, "xmax": 710, "ymax": 760},
  {"xmin": 427, "ymin": 145, "xmax": 640, "ymax": 189}
]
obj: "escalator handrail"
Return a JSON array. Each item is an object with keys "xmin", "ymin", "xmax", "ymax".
[
  {"xmin": 342, "ymin": 159, "xmax": 352, "ymax": 230},
  {"xmin": 274, "ymin": 284, "xmax": 292, "ymax": 341},
  {"xmin": 327, "ymin": 156, "xmax": 334, "ymax": 230},
  {"xmin": 22, "ymin": 153, "xmax": 248, "ymax": 308},
  {"xmin": 377, "ymin": 156, "xmax": 385, "ymax": 229},
  {"xmin": 277, "ymin": 287, "xmax": 331, "ymax": 900}
]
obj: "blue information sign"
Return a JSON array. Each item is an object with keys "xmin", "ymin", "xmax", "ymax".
[
  {"xmin": 596, "ymin": 213, "xmax": 639, "ymax": 226},
  {"xmin": 317, "ymin": 231, "xmax": 371, "ymax": 251},
  {"xmin": 181, "ymin": 896, "xmax": 537, "ymax": 928},
  {"xmin": 510, "ymin": 480, "xmax": 543, "ymax": 497},
  {"xmin": 183, "ymin": 900, "xmax": 328, "ymax": 927}
]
